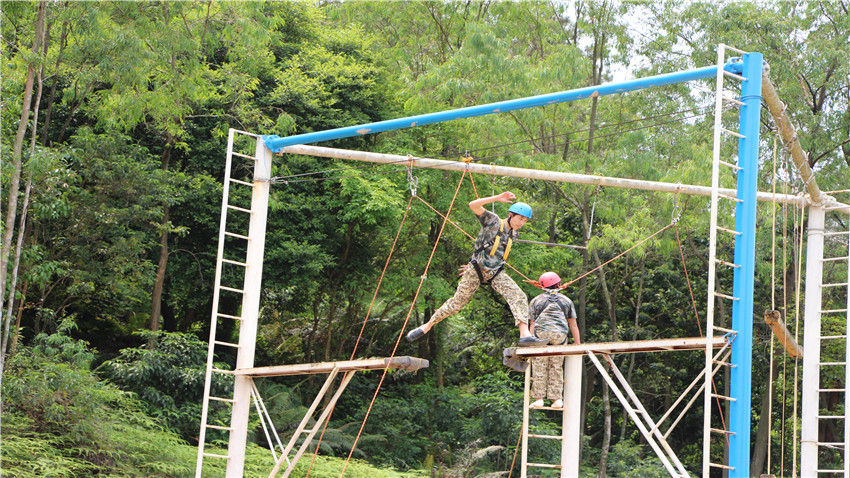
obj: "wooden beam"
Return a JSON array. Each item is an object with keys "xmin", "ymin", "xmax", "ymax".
[
  {"xmin": 234, "ymin": 356, "xmax": 429, "ymax": 377},
  {"xmin": 764, "ymin": 310, "xmax": 803, "ymax": 359},
  {"xmin": 508, "ymin": 337, "xmax": 728, "ymax": 359}
]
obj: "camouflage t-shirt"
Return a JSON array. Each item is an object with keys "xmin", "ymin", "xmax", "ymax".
[
  {"xmin": 529, "ymin": 291, "xmax": 577, "ymax": 334},
  {"xmin": 470, "ymin": 210, "xmax": 516, "ymax": 270}
]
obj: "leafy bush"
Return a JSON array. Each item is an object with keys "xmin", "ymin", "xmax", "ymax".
[
  {"xmin": 98, "ymin": 331, "xmax": 233, "ymax": 442},
  {"xmin": 1, "ymin": 323, "xmax": 197, "ymax": 476}
]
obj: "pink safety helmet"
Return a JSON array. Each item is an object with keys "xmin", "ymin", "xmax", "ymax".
[{"xmin": 538, "ymin": 272, "xmax": 561, "ymax": 289}]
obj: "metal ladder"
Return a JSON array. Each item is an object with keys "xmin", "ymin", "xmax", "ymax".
[
  {"xmin": 196, "ymin": 129, "xmax": 272, "ymax": 477},
  {"xmin": 520, "ymin": 362, "xmax": 566, "ymax": 477},
  {"xmin": 703, "ymin": 44, "xmax": 749, "ymax": 476},
  {"xmin": 804, "ymin": 205, "xmax": 850, "ymax": 476}
]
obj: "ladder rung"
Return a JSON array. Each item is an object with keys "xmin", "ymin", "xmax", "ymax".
[
  {"xmin": 228, "ymin": 177, "xmax": 254, "ymax": 186},
  {"xmin": 815, "ymin": 443, "xmax": 846, "ymax": 448},
  {"xmin": 822, "ymin": 309, "xmax": 849, "ymax": 314},
  {"xmin": 222, "ymin": 258, "xmax": 248, "ymax": 267},
  {"xmin": 819, "ymin": 362, "xmax": 847, "ymax": 366},
  {"xmin": 718, "ymin": 159, "xmax": 743, "ymax": 170},
  {"xmin": 823, "ymin": 256, "xmax": 849, "ymax": 262},
  {"xmin": 528, "ymin": 434, "xmax": 562, "ymax": 440},
  {"xmin": 206, "ymin": 424, "xmax": 233, "ymax": 431},
  {"xmin": 720, "ymin": 127, "xmax": 745, "ymax": 138},
  {"xmin": 710, "ymin": 428, "xmax": 735, "ymax": 435},
  {"xmin": 722, "ymin": 96, "xmax": 745, "ymax": 106},
  {"xmin": 713, "ymin": 326, "xmax": 737, "ymax": 335},
  {"xmin": 220, "ymin": 286, "xmax": 246, "ymax": 294},
  {"xmin": 227, "ymin": 204, "xmax": 253, "ymax": 214},
  {"xmin": 711, "ymin": 394, "xmax": 737, "ymax": 402},
  {"xmin": 710, "ymin": 462, "xmax": 735, "ymax": 470},
  {"xmin": 209, "ymin": 396, "xmax": 235, "ymax": 403},
  {"xmin": 714, "ymin": 258, "xmax": 741, "ymax": 268},
  {"xmin": 824, "ymin": 231, "xmax": 850, "ymax": 236},
  {"xmin": 822, "ymin": 335, "xmax": 848, "ymax": 340},
  {"xmin": 822, "ymin": 282, "xmax": 849, "ymax": 288},
  {"xmin": 723, "ymin": 70, "xmax": 747, "ymax": 81},
  {"xmin": 825, "ymin": 205, "xmax": 850, "ymax": 211},
  {"xmin": 217, "ymin": 312, "xmax": 243, "ymax": 321},
  {"xmin": 224, "ymin": 231, "xmax": 250, "ymax": 240},
  {"xmin": 714, "ymin": 225, "xmax": 742, "ymax": 236},
  {"xmin": 714, "ymin": 291, "xmax": 740, "ymax": 301},
  {"xmin": 818, "ymin": 388, "xmax": 846, "ymax": 392},
  {"xmin": 528, "ymin": 463, "xmax": 562, "ymax": 469},
  {"xmin": 212, "ymin": 368, "xmax": 234, "ymax": 375},
  {"xmin": 214, "ymin": 340, "xmax": 240, "ymax": 348},
  {"xmin": 816, "ymin": 469, "xmax": 846, "ymax": 473},
  {"xmin": 718, "ymin": 192, "xmax": 744, "ymax": 203},
  {"xmin": 715, "ymin": 225, "xmax": 742, "ymax": 236},
  {"xmin": 231, "ymin": 151, "xmax": 257, "ymax": 160},
  {"xmin": 817, "ymin": 415, "xmax": 846, "ymax": 419},
  {"xmin": 712, "ymin": 359, "xmax": 736, "ymax": 368},
  {"xmin": 203, "ymin": 452, "xmax": 230, "ymax": 459}
]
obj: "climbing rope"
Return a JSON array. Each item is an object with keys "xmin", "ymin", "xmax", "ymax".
[
  {"xmin": 339, "ymin": 171, "xmax": 469, "ymax": 477},
  {"xmin": 303, "ymin": 195, "xmax": 415, "ymax": 477},
  {"xmin": 768, "ymin": 136, "xmax": 778, "ymax": 474}
]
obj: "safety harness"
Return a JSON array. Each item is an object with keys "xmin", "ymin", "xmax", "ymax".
[{"xmin": 470, "ymin": 218, "xmax": 516, "ymax": 285}]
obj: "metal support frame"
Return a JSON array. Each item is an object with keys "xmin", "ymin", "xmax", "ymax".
[
  {"xmin": 587, "ymin": 352, "xmax": 689, "ymax": 477},
  {"xmin": 225, "ymin": 138, "xmax": 273, "ymax": 477},
  {"xmin": 197, "ymin": 44, "xmax": 837, "ymax": 477},
  {"xmin": 515, "ymin": 338, "xmax": 727, "ymax": 478},
  {"xmin": 727, "ymin": 49, "xmax": 763, "ymax": 477}
]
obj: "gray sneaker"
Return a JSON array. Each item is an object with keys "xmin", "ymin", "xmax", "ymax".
[{"xmin": 518, "ymin": 336, "xmax": 549, "ymax": 347}]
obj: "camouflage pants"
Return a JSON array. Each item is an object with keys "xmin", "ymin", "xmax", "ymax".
[
  {"xmin": 531, "ymin": 331, "xmax": 567, "ymax": 400},
  {"xmin": 429, "ymin": 262, "xmax": 529, "ymax": 326}
]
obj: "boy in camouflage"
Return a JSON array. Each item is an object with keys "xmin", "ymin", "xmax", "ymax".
[
  {"xmin": 407, "ymin": 191, "xmax": 547, "ymax": 347},
  {"xmin": 529, "ymin": 272, "xmax": 581, "ymax": 409}
]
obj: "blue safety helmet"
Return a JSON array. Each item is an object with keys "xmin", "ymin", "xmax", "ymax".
[{"xmin": 508, "ymin": 202, "xmax": 533, "ymax": 219}]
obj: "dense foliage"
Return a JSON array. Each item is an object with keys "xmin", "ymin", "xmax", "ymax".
[{"xmin": 2, "ymin": 1, "xmax": 848, "ymax": 477}]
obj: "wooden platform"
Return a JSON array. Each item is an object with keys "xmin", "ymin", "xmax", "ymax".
[
  {"xmin": 234, "ymin": 356, "xmax": 429, "ymax": 377},
  {"xmin": 508, "ymin": 336, "xmax": 729, "ymax": 359}
]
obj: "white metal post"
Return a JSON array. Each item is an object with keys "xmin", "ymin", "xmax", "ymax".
[
  {"xmin": 561, "ymin": 355, "xmax": 582, "ymax": 478},
  {"xmin": 225, "ymin": 139, "xmax": 273, "ymax": 477},
  {"xmin": 801, "ymin": 204, "xmax": 825, "ymax": 477},
  {"xmin": 521, "ymin": 365, "xmax": 531, "ymax": 478}
]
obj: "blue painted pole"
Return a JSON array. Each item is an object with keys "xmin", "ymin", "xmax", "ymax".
[
  {"xmin": 262, "ymin": 66, "xmax": 720, "ymax": 152},
  {"xmin": 728, "ymin": 52, "xmax": 762, "ymax": 477}
]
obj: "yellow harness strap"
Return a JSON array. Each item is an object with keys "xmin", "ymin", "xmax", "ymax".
[{"xmin": 489, "ymin": 220, "xmax": 514, "ymax": 260}]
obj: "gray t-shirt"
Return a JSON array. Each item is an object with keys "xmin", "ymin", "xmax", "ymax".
[
  {"xmin": 529, "ymin": 291, "xmax": 577, "ymax": 334},
  {"xmin": 470, "ymin": 210, "xmax": 516, "ymax": 270}
]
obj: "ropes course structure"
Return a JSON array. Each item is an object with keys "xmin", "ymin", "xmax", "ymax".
[{"xmin": 194, "ymin": 45, "xmax": 850, "ymax": 478}]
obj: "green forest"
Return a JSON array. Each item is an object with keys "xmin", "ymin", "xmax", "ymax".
[{"xmin": 1, "ymin": 1, "xmax": 848, "ymax": 477}]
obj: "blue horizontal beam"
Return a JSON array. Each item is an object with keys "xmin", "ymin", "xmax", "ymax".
[{"xmin": 263, "ymin": 65, "xmax": 721, "ymax": 153}]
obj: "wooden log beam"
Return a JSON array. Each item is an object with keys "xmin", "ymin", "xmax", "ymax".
[
  {"xmin": 764, "ymin": 310, "xmax": 803, "ymax": 359},
  {"xmin": 507, "ymin": 336, "xmax": 729, "ymax": 360},
  {"xmin": 234, "ymin": 356, "xmax": 429, "ymax": 377}
]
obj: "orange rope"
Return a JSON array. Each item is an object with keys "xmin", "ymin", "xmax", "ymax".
[
  {"xmin": 339, "ymin": 171, "xmax": 469, "ymax": 477},
  {"xmin": 673, "ymin": 223, "xmax": 729, "ymax": 447},
  {"xmin": 349, "ymin": 195, "xmax": 414, "ymax": 360},
  {"xmin": 506, "ymin": 426, "xmax": 523, "ymax": 478},
  {"xmin": 562, "ymin": 222, "xmax": 674, "ymax": 288},
  {"xmin": 303, "ymin": 195, "xmax": 415, "ymax": 477}
]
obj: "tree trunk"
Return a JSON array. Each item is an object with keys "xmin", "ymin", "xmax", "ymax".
[
  {"xmin": 750, "ymin": 347, "xmax": 780, "ymax": 476},
  {"xmin": 1, "ymin": 0, "xmax": 46, "ymax": 378},
  {"xmin": 149, "ymin": 206, "xmax": 169, "ymax": 348},
  {"xmin": 149, "ymin": 141, "xmax": 174, "ymax": 348},
  {"xmin": 621, "ymin": 262, "xmax": 645, "ymax": 440},
  {"xmin": 41, "ymin": 20, "xmax": 69, "ymax": 146}
]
